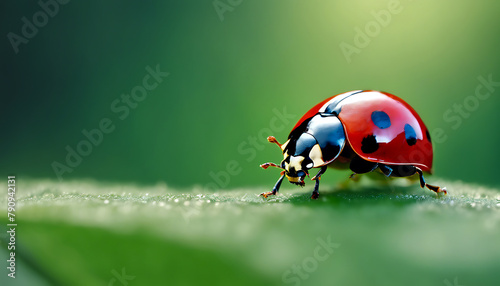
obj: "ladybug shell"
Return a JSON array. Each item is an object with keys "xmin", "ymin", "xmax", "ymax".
[{"xmin": 291, "ymin": 90, "xmax": 433, "ymax": 172}]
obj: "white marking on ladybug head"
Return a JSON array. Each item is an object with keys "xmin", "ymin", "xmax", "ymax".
[
  {"xmin": 288, "ymin": 156, "xmax": 303, "ymax": 172},
  {"xmin": 309, "ymin": 144, "xmax": 324, "ymax": 167},
  {"xmin": 281, "ymin": 139, "xmax": 290, "ymax": 152}
]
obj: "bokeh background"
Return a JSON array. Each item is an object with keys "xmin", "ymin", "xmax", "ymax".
[
  {"xmin": 2, "ymin": 0, "xmax": 500, "ymax": 188},
  {"xmin": 1, "ymin": 1, "xmax": 500, "ymax": 286}
]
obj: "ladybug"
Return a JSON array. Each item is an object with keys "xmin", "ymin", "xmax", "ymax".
[{"xmin": 260, "ymin": 90, "xmax": 446, "ymax": 199}]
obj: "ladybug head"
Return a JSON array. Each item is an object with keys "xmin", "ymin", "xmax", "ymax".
[
  {"xmin": 280, "ymin": 133, "xmax": 323, "ymax": 186},
  {"xmin": 261, "ymin": 116, "xmax": 345, "ymax": 190},
  {"xmin": 281, "ymin": 157, "xmax": 309, "ymax": 186}
]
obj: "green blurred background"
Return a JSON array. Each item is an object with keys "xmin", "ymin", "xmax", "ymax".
[
  {"xmin": 2, "ymin": 0, "xmax": 500, "ymax": 189},
  {"xmin": 2, "ymin": 1, "xmax": 500, "ymax": 286}
]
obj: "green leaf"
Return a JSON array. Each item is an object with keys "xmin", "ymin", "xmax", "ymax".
[{"xmin": 1, "ymin": 178, "xmax": 500, "ymax": 286}]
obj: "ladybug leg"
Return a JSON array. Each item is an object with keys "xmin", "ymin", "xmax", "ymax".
[
  {"xmin": 261, "ymin": 172, "xmax": 285, "ymax": 198},
  {"xmin": 415, "ymin": 167, "xmax": 447, "ymax": 195},
  {"xmin": 311, "ymin": 166, "xmax": 327, "ymax": 199},
  {"xmin": 260, "ymin": 162, "xmax": 282, "ymax": 169},
  {"xmin": 378, "ymin": 164, "xmax": 393, "ymax": 177}
]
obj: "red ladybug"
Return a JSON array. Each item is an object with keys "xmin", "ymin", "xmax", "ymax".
[{"xmin": 260, "ymin": 90, "xmax": 446, "ymax": 199}]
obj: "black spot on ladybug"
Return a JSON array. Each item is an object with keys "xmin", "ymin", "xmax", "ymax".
[
  {"xmin": 404, "ymin": 124, "xmax": 417, "ymax": 146},
  {"xmin": 425, "ymin": 129, "xmax": 431, "ymax": 143},
  {"xmin": 371, "ymin": 111, "xmax": 391, "ymax": 129},
  {"xmin": 361, "ymin": 134, "xmax": 379, "ymax": 153}
]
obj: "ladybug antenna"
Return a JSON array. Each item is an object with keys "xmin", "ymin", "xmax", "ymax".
[
  {"xmin": 267, "ymin": 136, "xmax": 282, "ymax": 149},
  {"xmin": 260, "ymin": 162, "xmax": 283, "ymax": 170}
]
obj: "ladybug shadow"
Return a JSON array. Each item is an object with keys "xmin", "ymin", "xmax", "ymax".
[{"xmin": 283, "ymin": 182, "xmax": 439, "ymax": 207}]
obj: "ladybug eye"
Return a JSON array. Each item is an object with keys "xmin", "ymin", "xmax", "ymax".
[
  {"xmin": 306, "ymin": 162, "xmax": 314, "ymax": 169},
  {"xmin": 280, "ymin": 161, "xmax": 286, "ymax": 169}
]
